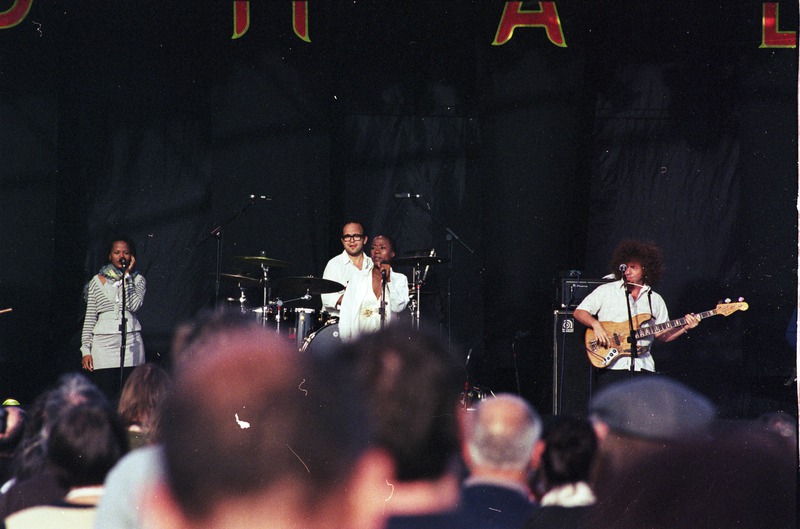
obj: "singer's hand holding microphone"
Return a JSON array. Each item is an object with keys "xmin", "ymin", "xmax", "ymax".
[{"xmin": 119, "ymin": 255, "xmax": 135, "ymax": 275}]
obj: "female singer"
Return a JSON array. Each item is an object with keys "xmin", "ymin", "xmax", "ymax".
[
  {"xmin": 339, "ymin": 235, "xmax": 409, "ymax": 340},
  {"xmin": 80, "ymin": 237, "xmax": 146, "ymax": 400}
]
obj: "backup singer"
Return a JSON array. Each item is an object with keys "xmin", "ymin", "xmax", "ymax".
[
  {"xmin": 573, "ymin": 239, "xmax": 699, "ymax": 385},
  {"xmin": 80, "ymin": 237, "xmax": 146, "ymax": 399},
  {"xmin": 339, "ymin": 235, "xmax": 409, "ymax": 340}
]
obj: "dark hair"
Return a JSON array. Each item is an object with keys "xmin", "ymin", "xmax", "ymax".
[
  {"xmin": 12, "ymin": 373, "xmax": 108, "ymax": 480},
  {"xmin": 339, "ymin": 324, "xmax": 462, "ymax": 481},
  {"xmin": 371, "ymin": 234, "xmax": 398, "ymax": 259},
  {"xmin": 47, "ymin": 403, "xmax": 128, "ymax": 489},
  {"xmin": 117, "ymin": 363, "xmax": 172, "ymax": 444},
  {"xmin": 106, "ymin": 236, "xmax": 137, "ymax": 259},
  {"xmin": 162, "ymin": 325, "xmax": 370, "ymax": 520},
  {"xmin": 609, "ymin": 239, "xmax": 664, "ymax": 285},
  {"xmin": 341, "ymin": 220, "xmax": 366, "ymax": 235},
  {"xmin": 540, "ymin": 415, "xmax": 597, "ymax": 488}
]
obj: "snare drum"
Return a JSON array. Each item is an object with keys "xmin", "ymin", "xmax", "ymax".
[
  {"xmin": 251, "ymin": 304, "xmax": 287, "ymax": 332},
  {"xmin": 288, "ymin": 308, "xmax": 318, "ymax": 351},
  {"xmin": 300, "ymin": 322, "xmax": 341, "ymax": 359}
]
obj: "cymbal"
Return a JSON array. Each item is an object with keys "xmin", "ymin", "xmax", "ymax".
[
  {"xmin": 272, "ymin": 276, "xmax": 344, "ymax": 294},
  {"xmin": 211, "ymin": 272, "xmax": 261, "ymax": 284},
  {"xmin": 408, "ymin": 289, "xmax": 437, "ymax": 297},
  {"xmin": 402, "ymin": 249, "xmax": 437, "ymax": 259},
  {"xmin": 233, "ymin": 255, "xmax": 291, "ymax": 268},
  {"xmin": 392, "ymin": 256, "xmax": 450, "ymax": 267}
]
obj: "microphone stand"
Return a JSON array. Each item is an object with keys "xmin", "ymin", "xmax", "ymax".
[
  {"xmin": 410, "ymin": 196, "xmax": 474, "ymax": 350},
  {"xmin": 380, "ymin": 268, "xmax": 387, "ymax": 329},
  {"xmin": 196, "ymin": 196, "xmax": 259, "ymax": 307},
  {"xmin": 118, "ymin": 264, "xmax": 128, "ymax": 394},
  {"xmin": 621, "ymin": 273, "xmax": 638, "ymax": 375}
]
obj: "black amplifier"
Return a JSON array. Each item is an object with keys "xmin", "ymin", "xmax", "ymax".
[{"xmin": 557, "ymin": 278, "xmax": 607, "ymax": 308}]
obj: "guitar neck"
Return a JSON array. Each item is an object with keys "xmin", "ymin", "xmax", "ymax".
[{"xmin": 635, "ymin": 309, "xmax": 718, "ymax": 338}]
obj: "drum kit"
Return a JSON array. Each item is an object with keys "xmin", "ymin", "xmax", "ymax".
[
  {"xmin": 214, "ymin": 249, "xmax": 451, "ymax": 354},
  {"xmin": 213, "ymin": 254, "xmax": 344, "ymax": 352}
]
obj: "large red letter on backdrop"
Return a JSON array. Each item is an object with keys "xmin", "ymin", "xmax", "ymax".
[
  {"xmin": 293, "ymin": 1, "xmax": 310, "ymax": 42},
  {"xmin": 493, "ymin": 2, "xmax": 566, "ymax": 47},
  {"xmin": 232, "ymin": 0, "xmax": 250, "ymax": 39},
  {"xmin": 761, "ymin": 3, "xmax": 796, "ymax": 48},
  {"xmin": 0, "ymin": 0, "xmax": 33, "ymax": 29}
]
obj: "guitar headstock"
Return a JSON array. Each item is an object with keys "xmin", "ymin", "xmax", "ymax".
[{"xmin": 716, "ymin": 298, "xmax": 749, "ymax": 316}]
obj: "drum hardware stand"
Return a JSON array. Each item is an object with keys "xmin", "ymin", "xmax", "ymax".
[
  {"xmin": 407, "ymin": 195, "xmax": 474, "ymax": 350},
  {"xmin": 274, "ymin": 292, "xmax": 313, "ymax": 344},
  {"xmin": 410, "ymin": 249, "xmax": 436, "ymax": 330},
  {"xmin": 258, "ymin": 255, "xmax": 275, "ymax": 331},
  {"xmin": 237, "ymin": 283, "xmax": 249, "ymax": 314},
  {"xmin": 410, "ymin": 265, "xmax": 423, "ymax": 330}
]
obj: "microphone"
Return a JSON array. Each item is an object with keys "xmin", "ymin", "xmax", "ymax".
[
  {"xmin": 618, "ymin": 263, "xmax": 628, "ymax": 272},
  {"xmin": 119, "ymin": 257, "xmax": 128, "ymax": 268},
  {"xmin": 381, "ymin": 268, "xmax": 387, "ymax": 280},
  {"xmin": 394, "ymin": 193, "xmax": 422, "ymax": 199},
  {"xmin": 249, "ymin": 194, "xmax": 273, "ymax": 201}
]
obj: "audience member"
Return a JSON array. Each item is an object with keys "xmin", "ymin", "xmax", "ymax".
[
  {"xmin": 525, "ymin": 415, "xmax": 597, "ymax": 529},
  {"xmin": 5, "ymin": 402, "xmax": 128, "ymax": 528},
  {"xmin": 340, "ymin": 324, "xmax": 465, "ymax": 529},
  {"xmin": 116, "ymin": 363, "xmax": 172, "ymax": 450},
  {"xmin": 141, "ymin": 322, "xmax": 391, "ymax": 529},
  {"xmin": 0, "ymin": 374, "xmax": 108, "ymax": 518},
  {"xmin": 589, "ymin": 421, "xmax": 796, "ymax": 528},
  {"xmin": 0, "ymin": 405, "xmax": 26, "ymax": 485},
  {"xmin": 461, "ymin": 393, "xmax": 542, "ymax": 529},
  {"xmin": 586, "ymin": 375, "xmax": 716, "ymax": 485},
  {"xmin": 94, "ymin": 309, "xmax": 256, "ymax": 529}
]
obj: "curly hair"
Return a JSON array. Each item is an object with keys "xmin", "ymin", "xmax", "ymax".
[{"xmin": 609, "ymin": 239, "xmax": 665, "ymax": 286}]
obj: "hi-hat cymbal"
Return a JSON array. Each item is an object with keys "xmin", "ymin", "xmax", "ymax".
[
  {"xmin": 272, "ymin": 276, "xmax": 344, "ymax": 294},
  {"xmin": 210, "ymin": 272, "xmax": 261, "ymax": 284},
  {"xmin": 392, "ymin": 256, "xmax": 450, "ymax": 267},
  {"xmin": 403, "ymin": 249, "xmax": 437, "ymax": 259},
  {"xmin": 234, "ymin": 255, "xmax": 291, "ymax": 268}
]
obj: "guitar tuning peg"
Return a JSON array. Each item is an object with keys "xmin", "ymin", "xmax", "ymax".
[
  {"xmin": 724, "ymin": 298, "xmax": 731, "ymax": 303},
  {"xmin": 738, "ymin": 297, "xmax": 744, "ymax": 302}
]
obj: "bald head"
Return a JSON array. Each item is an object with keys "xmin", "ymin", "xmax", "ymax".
[{"xmin": 465, "ymin": 394, "xmax": 542, "ymax": 472}]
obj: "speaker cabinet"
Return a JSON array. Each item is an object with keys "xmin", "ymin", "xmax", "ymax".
[{"xmin": 552, "ymin": 310, "xmax": 594, "ymax": 417}]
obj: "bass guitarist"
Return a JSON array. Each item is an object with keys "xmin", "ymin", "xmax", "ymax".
[{"xmin": 573, "ymin": 239, "xmax": 700, "ymax": 387}]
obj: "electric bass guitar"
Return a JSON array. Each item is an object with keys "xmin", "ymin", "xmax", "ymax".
[{"xmin": 584, "ymin": 300, "xmax": 748, "ymax": 368}]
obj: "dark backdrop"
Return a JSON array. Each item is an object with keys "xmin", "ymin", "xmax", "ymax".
[{"xmin": 0, "ymin": 1, "xmax": 796, "ymax": 418}]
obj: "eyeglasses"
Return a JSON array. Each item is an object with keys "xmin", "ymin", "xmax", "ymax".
[{"xmin": 341, "ymin": 234, "xmax": 364, "ymax": 242}]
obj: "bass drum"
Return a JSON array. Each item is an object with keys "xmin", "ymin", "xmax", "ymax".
[{"xmin": 300, "ymin": 322, "xmax": 341, "ymax": 359}]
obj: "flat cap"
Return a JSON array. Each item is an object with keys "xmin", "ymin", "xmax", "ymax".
[{"xmin": 589, "ymin": 376, "xmax": 716, "ymax": 441}]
